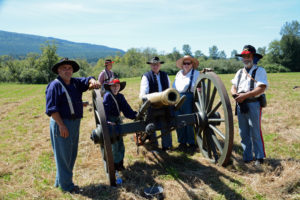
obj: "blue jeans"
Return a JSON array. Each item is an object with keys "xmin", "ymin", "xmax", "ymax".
[
  {"xmin": 161, "ymin": 129, "xmax": 172, "ymax": 148},
  {"xmin": 50, "ymin": 117, "xmax": 81, "ymax": 192},
  {"xmin": 237, "ymin": 101, "xmax": 265, "ymax": 161},
  {"xmin": 112, "ymin": 137, "xmax": 125, "ymax": 163},
  {"xmin": 176, "ymin": 92, "xmax": 195, "ymax": 145}
]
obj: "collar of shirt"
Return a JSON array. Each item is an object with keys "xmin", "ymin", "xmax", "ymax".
[
  {"xmin": 180, "ymin": 69, "xmax": 193, "ymax": 77},
  {"xmin": 244, "ymin": 65, "xmax": 258, "ymax": 75}
]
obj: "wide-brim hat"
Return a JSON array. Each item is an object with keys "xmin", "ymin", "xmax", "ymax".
[
  {"xmin": 236, "ymin": 45, "xmax": 263, "ymax": 59},
  {"xmin": 104, "ymin": 79, "xmax": 126, "ymax": 92},
  {"xmin": 105, "ymin": 59, "xmax": 114, "ymax": 65},
  {"xmin": 146, "ymin": 56, "xmax": 165, "ymax": 64},
  {"xmin": 52, "ymin": 58, "xmax": 80, "ymax": 74},
  {"xmin": 176, "ymin": 55, "xmax": 199, "ymax": 69}
]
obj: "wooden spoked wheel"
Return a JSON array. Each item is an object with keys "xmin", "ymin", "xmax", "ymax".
[
  {"xmin": 193, "ymin": 71, "xmax": 234, "ymax": 166},
  {"xmin": 92, "ymin": 89, "xmax": 116, "ymax": 186}
]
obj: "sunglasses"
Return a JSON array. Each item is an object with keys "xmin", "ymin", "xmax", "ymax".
[
  {"xmin": 183, "ymin": 62, "xmax": 192, "ymax": 65},
  {"xmin": 242, "ymin": 54, "xmax": 252, "ymax": 59}
]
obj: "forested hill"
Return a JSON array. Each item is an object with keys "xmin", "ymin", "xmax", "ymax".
[{"xmin": 0, "ymin": 30, "xmax": 125, "ymax": 62}]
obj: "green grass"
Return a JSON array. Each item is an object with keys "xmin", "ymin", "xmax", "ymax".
[{"xmin": 0, "ymin": 72, "xmax": 300, "ymax": 199}]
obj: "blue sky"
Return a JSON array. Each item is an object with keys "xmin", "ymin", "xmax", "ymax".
[{"xmin": 0, "ymin": 0, "xmax": 299, "ymax": 56}]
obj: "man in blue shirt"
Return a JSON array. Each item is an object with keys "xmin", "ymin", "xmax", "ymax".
[{"xmin": 45, "ymin": 58, "xmax": 100, "ymax": 193}]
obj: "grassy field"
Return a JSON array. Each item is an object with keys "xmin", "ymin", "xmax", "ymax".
[{"xmin": 0, "ymin": 72, "xmax": 299, "ymax": 200}]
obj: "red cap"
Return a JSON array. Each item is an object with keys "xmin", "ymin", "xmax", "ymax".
[
  {"xmin": 108, "ymin": 79, "xmax": 120, "ymax": 85},
  {"xmin": 241, "ymin": 50, "xmax": 252, "ymax": 55}
]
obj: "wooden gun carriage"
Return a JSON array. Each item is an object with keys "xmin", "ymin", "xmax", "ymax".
[{"xmin": 90, "ymin": 70, "xmax": 233, "ymax": 186}]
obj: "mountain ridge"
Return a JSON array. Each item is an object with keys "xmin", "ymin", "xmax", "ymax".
[{"xmin": 0, "ymin": 30, "xmax": 125, "ymax": 63}]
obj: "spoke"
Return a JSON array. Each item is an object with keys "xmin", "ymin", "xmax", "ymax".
[
  {"xmin": 207, "ymin": 129, "xmax": 219, "ymax": 161},
  {"xmin": 195, "ymin": 126, "xmax": 203, "ymax": 136},
  {"xmin": 208, "ymin": 118, "xmax": 225, "ymax": 122},
  {"xmin": 207, "ymin": 86, "xmax": 217, "ymax": 112},
  {"xmin": 205, "ymin": 79, "xmax": 211, "ymax": 111},
  {"xmin": 204, "ymin": 130, "xmax": 212, "ymax": 158},
  {"xmin": 211, "ymin": 133, "xmax": 223, "ymax": 154},
  {"xmin": 208, "ymin": 124, "xmax": 225, "ymax": 140},
  {"xmin": 208, "ymin": 100, "xmax": 222, "ymax": 117},
  {"xmin": 195, "ymin": 102, "xmax": 201, "ymax": 112},
  {"xmin": 197, "ymin": 90, "xmax": 204, "ymax": 111},
  {"xmin": 201, "ymin": 80, "xmax": 206, "ymax": 108}
]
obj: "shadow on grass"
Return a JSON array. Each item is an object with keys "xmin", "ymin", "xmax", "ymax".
[
  {"xmin": 79, "ymin": 141, "xmax": 290, "ymax": 200},
  {"xmin": 227, "ymin": 142, "xmax": 288, "ymax": 179},
  {"xmin": 146, "ymin": 150, "xmax": 245, "ymax": 200},
  {"xmin": 79, "ymin": 184, "xmax": 116, "ymax": 200},
  {"xmin": 80, "ymin": 143, "xmax": 246, "ymax": 200}
]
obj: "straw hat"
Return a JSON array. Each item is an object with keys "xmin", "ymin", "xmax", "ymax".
[{"xmin": 176, "ymin": 55, "xmax": 199, "ymax": 69}]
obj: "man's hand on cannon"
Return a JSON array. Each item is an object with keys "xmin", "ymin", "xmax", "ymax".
[{"xmin": 89, "ymin": 79, "xmax": 101, "ymax": 89}]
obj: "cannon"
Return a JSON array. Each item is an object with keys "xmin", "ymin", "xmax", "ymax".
[{"xmin": 90, "ymin": 70, "xmax": 233, "ymax": 186}]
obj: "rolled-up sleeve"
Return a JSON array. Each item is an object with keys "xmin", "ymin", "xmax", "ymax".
[
  {"xmin": 256, "ymin": 68, "xmax": 268, "ymax": 90},
  {"xmin": 45, "ymin": 84, "xmax": 59, "ymax": 116}
]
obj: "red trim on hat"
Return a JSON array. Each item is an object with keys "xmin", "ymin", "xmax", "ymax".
[
  {"xmin": 109, "ymin": 79, "xmax": 120, "ymax": 84},
  {"xmin": 241, "ymin": 50, "xmax": 252, "ymax": 55},
  {"xmin": 105, "ymin": 61, "xmax": 114, "ymax": 64}
]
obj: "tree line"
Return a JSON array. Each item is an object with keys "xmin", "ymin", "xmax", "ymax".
[{"xmin": 0, "ymin": 20, "xmax": 299, "ymax": 84}]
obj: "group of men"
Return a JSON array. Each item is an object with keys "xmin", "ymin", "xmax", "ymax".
[{"xmin": 45, "ymin": 44, "xmax": 268, "ymax": 193}]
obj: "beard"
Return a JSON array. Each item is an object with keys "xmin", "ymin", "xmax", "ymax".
[{"xmin": 243, "ymin": 60, "xmax": 253, "ymax": 68}]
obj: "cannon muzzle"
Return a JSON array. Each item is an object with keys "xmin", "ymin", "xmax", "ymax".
[{"xmin": 143, "ymin": 88, "xmax": 180, "ymax": 107}]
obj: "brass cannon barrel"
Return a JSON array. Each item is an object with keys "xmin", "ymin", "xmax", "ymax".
[{"xmin": 143, "ymin": 88, "xmax": 180, "ymax": 107}]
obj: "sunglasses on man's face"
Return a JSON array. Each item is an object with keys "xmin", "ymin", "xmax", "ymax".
[
  {"xmin": 242, "ymin": 54, "xmax": 252, "ymax": 59},
  {"xmin": 183, "ymin": 62, "xmax": 192, "ymax": 65}
]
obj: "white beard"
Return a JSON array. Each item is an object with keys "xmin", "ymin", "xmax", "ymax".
[{"xmin": 243, "ymin": 60, "xmax": 253, "ymax": 68}]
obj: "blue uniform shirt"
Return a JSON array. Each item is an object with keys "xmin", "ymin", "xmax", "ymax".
[
  {"xmin": 103, "ymin": 92, "xmax": 137, "ymax": 120},
  {"xmin": 45, "ymin": 76, "xmax": 94, "ymax": 119}
]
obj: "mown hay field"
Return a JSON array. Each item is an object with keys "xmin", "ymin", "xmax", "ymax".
[{"xmin": 0, "ymin": 72, "xmax": 299, "ymax": 200}]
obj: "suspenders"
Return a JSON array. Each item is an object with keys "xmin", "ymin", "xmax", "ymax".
[
  {"xmin": 55, "ymin": 79, "xmax": 76, "ymax": 119},
  {"xmin": 186, "ymin": 69, "xmax": 194, "ymax": 93},
  {"xmin": 236, "ymin": 67, "xmax": 258, "ymax": 92},
  {"xmin": 108, "ymin": 92, "xmax": 120, "ymax": 114}
]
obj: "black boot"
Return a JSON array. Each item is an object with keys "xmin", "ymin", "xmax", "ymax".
[
  {"xmin": 119, "ymin": 160, "xmax": 125, "ymax": 171},
  {"xmin": 114, "ymin": 162, "xmax": 119, "ymax": 171}
]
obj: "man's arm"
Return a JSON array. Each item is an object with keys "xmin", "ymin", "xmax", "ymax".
[
  {"xmin": 51, "ymin": 112, "xmax": 69, "ymax": 138},
  {"xmin": 167, "ymin": 75, "xmax": 171, "ymax": 88},
  {"xmin": 139, "ymin": 75, "xmax": 149, "ymax": 99},
  {"xmin": 231, "ymin": 85, "xmax": 237, "ymax": 96},
  {"xmin": 89, "ymin": 78, "xmax": 101, "ymax": 89},
  {"xmin": 98, "ymin": 71, "xmax": 105, "ymax": 84},
  {"xmin": 234, "ymin": 85, "xmax": 266, "ymax": 103}
]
